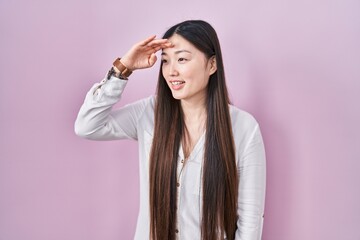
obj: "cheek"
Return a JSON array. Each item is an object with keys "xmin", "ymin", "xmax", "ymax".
[
  {"xmin": 180, "ymin": 64, "xmax": 198, "ymax": 79},
  {"xmin": 161, "ymin": 65, "xmax": 168, "ymax": 79},
  {"xmin": 188, "ymin": 66, "xmax": 208, "ymax": 83}
]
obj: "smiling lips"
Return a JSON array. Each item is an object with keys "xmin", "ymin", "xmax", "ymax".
[{"xmin": 169, "ymin": 80, "xmax": 185, "ymax": 90}]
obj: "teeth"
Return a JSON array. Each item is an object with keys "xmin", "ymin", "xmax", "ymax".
[{"xmin": 171, "ymin": 81, "xmax": 184, "ymax": 85}]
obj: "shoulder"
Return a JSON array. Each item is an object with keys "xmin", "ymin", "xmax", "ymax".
[
  {"xmin": 132, "ymin": 95, "xmax": 155, "ymax": 132},
  {"xmin": 228, "ymin": 105, "xmax": 265, "ymax": 166},
  {"xmin": 228, "ymin": 105, "xmax": 263, "ymax": 152},
  {"xmin": 229, "ymin": 104, "xmax": 259, "ymax": 131},
  {"xmin": 126, "ymin": 94, "xmax": 155, "ymax": 108},
  {"xmin": 120, "ymin": 95, "xmax": 155, "ymax": 119}
]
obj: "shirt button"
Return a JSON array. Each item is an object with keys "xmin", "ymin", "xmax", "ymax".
[
  {"xmin": 176, "ymin": 183, "xmax": 180, "ymax": 187},
  {"xmin": 175, "ymin": 229, "xmax": 179, "ymax": 233},
  {"xmin": 181, "ymin": 159, "xmax": 184, "ymax": 163}
]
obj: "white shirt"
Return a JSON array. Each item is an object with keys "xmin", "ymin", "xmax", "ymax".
[{"xmin": 75, "ymin": 76, "xmax": 266, "ymax": 240}]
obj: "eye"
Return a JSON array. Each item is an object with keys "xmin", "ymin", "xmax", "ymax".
[
  {"xmin": 161, "ymin": 59, "xmax": 168, "ymax": 64},
  {"xmin": 178, "ymin": 57, "xmax": 187, "ymax": 63}
]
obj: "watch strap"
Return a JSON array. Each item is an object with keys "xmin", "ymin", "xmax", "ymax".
[{"xmin": 113, "ymin": 58, "xmax": 132, "ymax": 78}]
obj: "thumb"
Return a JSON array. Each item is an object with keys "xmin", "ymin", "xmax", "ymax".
[{"xmin": 148, "ymin": 53, "xmax": 157, "ymax": 66}]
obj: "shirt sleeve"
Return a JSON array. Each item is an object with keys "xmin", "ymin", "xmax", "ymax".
[
  {"xmin": 235, "ymin": 124, "xmax": 266, "ymax": 240},
  {"xmin": 74, "ymin": 75, "xmax": 151, "ymax": 141}
]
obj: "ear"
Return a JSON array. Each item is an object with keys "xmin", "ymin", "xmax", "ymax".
[{"xmin": 208, "ymin": 56, "xmax": 217, "ymax": 75}]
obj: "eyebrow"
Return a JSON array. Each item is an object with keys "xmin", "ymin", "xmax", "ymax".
[{"xmin": 161, "ymin": 50, "xmax": 192, "ymax": 55}]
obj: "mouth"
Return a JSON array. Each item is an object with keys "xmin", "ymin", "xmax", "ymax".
[
  {"xmin": 170, "ymin": 80, "xmax": 185, "ymax": 85},
  {"xmin": 169, "ymin": 80, "xmax": 186, "ymax": 90}
]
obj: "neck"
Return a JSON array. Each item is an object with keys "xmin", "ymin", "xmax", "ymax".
[
  {"xmin": 180, "ymin": 96, "xmax": 207, "ymax": 123},
  {"xmin": 180, "ymin": 97, "xmax": 207, "ymax": 159}
]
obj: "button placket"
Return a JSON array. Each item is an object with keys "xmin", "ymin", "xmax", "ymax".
[
  {"xmin": 177, "ymin": 158, "xmax": 185, "ymax": 187},
  {"xmin": 175, "ymin": 157, "xmax": 185, "ymax": 239}
]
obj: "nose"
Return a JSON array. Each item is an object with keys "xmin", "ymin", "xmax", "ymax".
[{"xmin": 168, "ymin": 62, "xmax": 179, "ymax": 77}]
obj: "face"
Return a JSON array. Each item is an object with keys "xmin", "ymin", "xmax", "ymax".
[{"xmin": 161, "ymin": 34, "xmax": 216, "ymax": 104}]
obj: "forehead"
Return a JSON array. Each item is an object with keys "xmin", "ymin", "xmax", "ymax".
[{"xmin": 162, "ymin": 34, "xmax": 197, "ymax": 55}]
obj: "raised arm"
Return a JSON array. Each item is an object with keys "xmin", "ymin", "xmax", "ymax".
[{"xmin": 74, "ymin": 36, "xmax": 173, "ymax": 140}]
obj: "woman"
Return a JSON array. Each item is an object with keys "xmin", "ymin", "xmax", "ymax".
[{"xmin": 75, "ymin": 20, "xmax": 266, "ymax": 240}]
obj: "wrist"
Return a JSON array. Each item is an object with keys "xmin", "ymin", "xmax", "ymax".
[
  {"xmin": 113, "ymin": 57, "xmax": 133, "ymax": 78},
  {"xmin": 119, "ymin": 56, "xmax": 134, "ymax": 71}
]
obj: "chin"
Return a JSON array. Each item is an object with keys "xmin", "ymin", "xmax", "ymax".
[
  {"xmin": 171, "ymin": 91, "xmax": 189, "ymax": 100},
  {"xmin": 171, "ymin": 94, "xmax": 183, "ymax": 100}
]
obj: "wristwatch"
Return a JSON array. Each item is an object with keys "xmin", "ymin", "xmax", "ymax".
[
  {"xmin": 113, "ymin": 57, "xmax": 132, "ymax": 78},
  {"xmin": 107, "ymin": 58, "xmax": 132, "ymax": 80}
]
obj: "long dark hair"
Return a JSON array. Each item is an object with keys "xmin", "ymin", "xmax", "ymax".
[{"xmin": 149, "ymin": 20, "xmax": 238, "ymax": 240}]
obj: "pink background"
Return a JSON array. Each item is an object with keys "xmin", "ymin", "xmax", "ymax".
[{"xmin": 1, "ymin": 0, "xmax": 359, "ymax": 239}]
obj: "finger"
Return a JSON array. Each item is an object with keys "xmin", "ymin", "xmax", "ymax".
[
  {"xmin": 139, "ymin": 35, "xmax": 157, "ymax": 46},
  {"xmin": 147, "ymin": 39, "xmax": 172, "ymax": 47},
  {"xmin": 160, "ymin": 42, "xmax": 174, "ymax": 49},
  {"xmin": 152, "ymin": 42, "xmax": 173, "ymax": 53},
  {"xmin": 146, "ymin": 42, "xmax": 173, "ymax": 53},
  {"xmin": 148, "ymin": 53, "xmax": 157, "ymax": 66}
]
